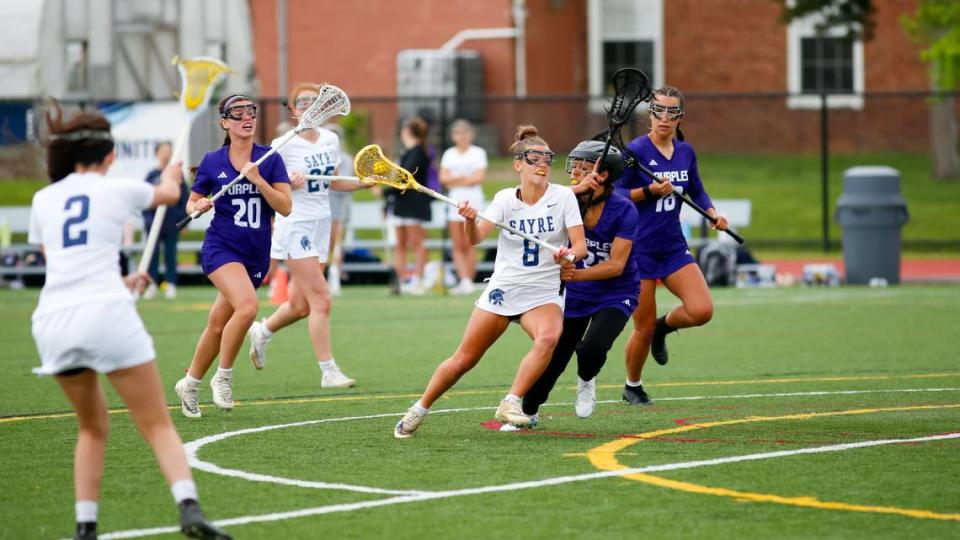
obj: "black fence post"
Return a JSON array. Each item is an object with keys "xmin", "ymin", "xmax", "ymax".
[{"xmin": 820, "ymin": 90, "xmax": 830, "ymax": 252}]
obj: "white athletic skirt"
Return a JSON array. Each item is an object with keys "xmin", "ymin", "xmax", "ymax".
[
  {"xmin": 32, "ymin": 299, "xmax": 155, "ymax": 375},
  {"xmin": 475, "ymin": 279, "xmax": 565, "ymax": 318},
  {"xmin": 271, "ymin": 217, "xmax": 332, "ymax": 263}
]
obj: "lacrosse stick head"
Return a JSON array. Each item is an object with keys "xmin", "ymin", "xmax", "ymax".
[
  {"xmin": 173, "ymin": 56, "xmax": 231, "ymax": 114},
  {"xmin": 606, "ymin": 68, "xmax": 653, "ymax": 127},
  {"xmin": 295, "ymin": 84, "xmax": 351, "ymax": 132},
  {"xmin": 354, "ymin": 144, "xmax": 420, "ymax": 192}
]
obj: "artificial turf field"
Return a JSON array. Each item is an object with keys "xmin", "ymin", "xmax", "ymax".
[{"xmin": 1, "ymin": 284, "xmax": 958, "ymax": 539}]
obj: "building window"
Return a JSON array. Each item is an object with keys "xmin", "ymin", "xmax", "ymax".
[
  {"xmin": 588, "ymin": 0, "xmax": 663, "ymax": 107},
  {"xmin": 787, "ymin": 14, "xmax": 864, "ymax": 109},
  {"xmin": 65, "ymin": 40, "xmax": 89, "ymax": 95},
  {"xmin": 602, "ymin": 41, "xmax": 654, "ymax": 95},
  {"xmin": 800, "ymin": 37, "xmax": 854, "ymax": 94}
]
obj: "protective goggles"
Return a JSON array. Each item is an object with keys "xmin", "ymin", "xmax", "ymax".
[
  {"xmin": 516, "ymin": 149, "xmax": 556, "ymax": 166},
  {"xmin": 293, "ymin": 96, "xmax": 316, "ymax": 109},
  {"xmin": 564, "ymin": 156, "xmax": 595, "ymax": 175},
  {"xmin": 222, "ymin": 104, "xmax": 258, "ymax": 120},
  {"xmin": 649, "ymin": 103, "xmax": 684, "ymax": 121}
]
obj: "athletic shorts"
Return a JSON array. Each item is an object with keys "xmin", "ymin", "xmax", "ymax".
[
  {"xmin": 271, "ymin": 217, "xmax": 331, "ymax": 263},
  {"xmin": 635, "ymin": 247, "xmax": 697, "ymax": 281},
  {"xmin": 564, "ymin": 294, "xmax": 638, "ymax": 319},
  {"xmin": 32, "ymin": 300, "xmax": 155, "ymax": 376},
  {"xmin": 388, "ymin": 213, "xmax": 427, "ymax": 227},
  {"xmin": 446, "ymin": 193, "xmax": 486, "ymax": 223},
  {"xmin": 201, "ymin": 244, "xmax": 270, "ymax": 289},
  {"xmin": 475, "ymin": 280, "xmax": 565, "ymax": 318}
]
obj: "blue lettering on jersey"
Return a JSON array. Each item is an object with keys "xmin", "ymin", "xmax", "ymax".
[{"xmin": 508, "ymin": 216, "xmax": 557, "ymax": 235}]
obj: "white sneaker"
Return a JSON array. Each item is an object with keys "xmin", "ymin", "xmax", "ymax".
[
  {"xmin": 321, "ymin": 367, "xmax": 356, "ymax": 388},
  {"xmin": 495, "ymin": 398, "xmax": 532, "ymax": 427},
  {"xmin": 394, "ymin": 403, "xmax": 427, "ymax": 439},
  {"xmin": 143, "ymin": 282, "xmax": 158, "ymax": 300},
  {"xmin": 247, "ymin": 320, "xmax": 272, "ymax": 370},
  {"xmin": 575, "ymin": 377, "xmax": 597, "ymax": 418},
  {"xmin": 457, "ymin": 278, "xmax": 475, "ymax": 294},
  {"xmin": 408, "ymin": 282, "xmax": 426, "ymax": 296},
  {"xmin": 174, "ymin": 378, "xmax": 201, "ymax": 418},
  {"xmin": 164, "ymin": 283, "xmax": 177, "ymax": 299},
  {"xmin": 210, "ymin": 371, "xmax": 234, "ymax": 410}
]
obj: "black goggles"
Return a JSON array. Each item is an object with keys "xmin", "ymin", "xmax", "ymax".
[
  {"xmin": 222, "ymin": 104, "xmax": 258, "ymax": 121},
  {"xmin": 649, "ymin": 103, "xmax": 684, "ymax": 121},
  {"xmin": 516, "ymin": 149, "xmax": 556, "ymax": 166}
]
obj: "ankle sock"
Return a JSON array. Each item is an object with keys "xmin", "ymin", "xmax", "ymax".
[
  {"xmin": 76, "ymin": 501, "xmax": 98, "ymax": 523},
  {"xmin": 171, "ymin": 479, "xmax": 198, "ymax": 504}
]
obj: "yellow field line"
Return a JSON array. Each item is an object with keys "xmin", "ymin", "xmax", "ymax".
[
  {"xmin": 586, "ymin": 403, "xmax": 960, "ymax": 521},
  {"xmin": 4, "ymin": 371, "xmax": 958, "ymax": 426}
]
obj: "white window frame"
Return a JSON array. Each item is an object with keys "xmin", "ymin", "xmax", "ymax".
[
  {"xmin": 587, "ymin": 0, "xmax": 664, "ymax": 111},
  {"xmin": 786, "ymin": 14, "xmax": 864, "ymax": 110}
]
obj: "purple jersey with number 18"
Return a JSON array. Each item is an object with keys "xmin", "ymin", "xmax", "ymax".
[
  {"xmin": 192, "ymin": 144, "xmax": 289, "ymax": 283},
  {"xmin": 615, "ymin": 134, "xmax": 714, "ymax": 253}
]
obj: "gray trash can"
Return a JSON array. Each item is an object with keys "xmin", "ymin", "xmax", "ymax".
[{"xmin": 835, "ymin": 166, "xmax": 909, "ymax": 285}]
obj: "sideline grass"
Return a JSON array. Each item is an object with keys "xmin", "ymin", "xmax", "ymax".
[{"xmin": 1, "ymin": 285, "xmax": 959, "ymax": 539}]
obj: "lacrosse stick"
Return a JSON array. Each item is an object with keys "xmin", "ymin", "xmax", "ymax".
[
  {"xmin": 138, "ymin": 56, "xmax": 230, "ymax": 277},
  {"xmin": 574, "ymin": 68, "xmax": 651, "ymax": 187},
  {"xmin": 354, "ymin": 144, "xmax": 575, "ymax": 262},
  {"xmin": 633, "ymin": 160, "xmax": 745, "ymax": 244},
  {"xmin": 176, "ymin": 83, "xmax": 351, "ymax": 230}
]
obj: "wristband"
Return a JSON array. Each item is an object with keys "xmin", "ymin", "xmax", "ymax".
[{"xmin": 642, "ymin": 185, "xmax": 653, "ymax": 199}]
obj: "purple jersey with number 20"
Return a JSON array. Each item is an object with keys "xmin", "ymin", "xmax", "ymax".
[
  {"xmin": 193, "ymin": 144, "xmax": 289, "ymax": 285},
  {"xmin": 615, "ymin": 135, "xmax": 714, "ymax": 253}
]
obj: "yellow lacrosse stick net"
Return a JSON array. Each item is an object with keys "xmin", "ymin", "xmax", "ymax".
[
  {"xmin": 173, "ymin": 55, "xmax": 231, "ymax": 112},
  {"xmin": 353, "ymin": 144, "xmax": 421, "ymax": 191}
]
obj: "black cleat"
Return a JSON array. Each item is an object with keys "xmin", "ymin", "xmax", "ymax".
[
  {"xmin": 179, "ymin": 500, "xmax": 232, "ymax": 540},
  {"xmin": 622, "ymin": 384, "xmax": 653, "ymax": 406},
  {"xmin": 650, "ymin": 317, "xmax": 670, "ymax": 365},
  {"xmin": 75, "ymin": 522, "xmax": 97, "ymax": 540}
]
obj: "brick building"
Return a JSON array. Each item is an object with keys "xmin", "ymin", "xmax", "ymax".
[{"xmin": 249, "ymin": 0, "xmax": 931, "ymax": 154}]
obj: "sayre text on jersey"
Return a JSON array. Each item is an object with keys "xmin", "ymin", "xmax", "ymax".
[{"xmin": 508, "ymin": 216, "xmax": 556, "ymax": 235}]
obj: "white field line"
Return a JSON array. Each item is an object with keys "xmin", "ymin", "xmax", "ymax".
[
  {"xmin": 99, "ymin": 431, "xmax": 960, "ymax": 539},
  {"xmin": 184, "ymin": 387, "xmax": 960, "ymax": 497}
]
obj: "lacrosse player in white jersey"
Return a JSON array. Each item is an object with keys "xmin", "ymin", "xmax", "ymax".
[
  {"xmin": 247, "ymin": 82, "xmax": 364, "ymax": 388},
  {"xmin": 29, "ymin": 104, "xmax": 230, "ymax": 540},
  {"xmin": 395, "ymin": 125, "xmax": 587, "ymax": 438}
]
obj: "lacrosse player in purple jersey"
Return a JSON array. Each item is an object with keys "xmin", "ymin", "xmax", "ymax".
[
  {"xmin": 521, "ymin": 140, "xmax": 640, "ymax": 423},
  {"xmin": 615, "ymin": 86, "xmax": 729, "ymax": 405},
  {"xmin": 174, "ymin": 95, "xmax": 291, "ymax": 418}
]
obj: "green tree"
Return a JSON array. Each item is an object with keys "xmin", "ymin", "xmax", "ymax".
[{"xmin": 901, "ymin": 0, "xmax": 960, "ymax": 180}]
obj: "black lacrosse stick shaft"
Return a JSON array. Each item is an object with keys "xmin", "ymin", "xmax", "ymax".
[
  {"xmin": 176, "ymin": 215, "xmax": 193, "ymax": 230},
  {"xmin": 634, "ymin": 161, "xmax": 745, "ymax": 245},
  {"xmin": 591, "ymin": 68, "xmax": 652, "ymax": 197}
]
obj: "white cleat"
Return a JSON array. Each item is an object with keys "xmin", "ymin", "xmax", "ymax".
[
  {"xmin": 321, "ymin": 367, "xmax": 356, "ymax": 389},
  {"xmin": 499, "ymin": 412, "xmax": 538, "ymax": 432},
  {"xmin": 495, "ymin": 398, "xmax": 532, "ymax": 427},
  {"xmin": 210, "ymin": 371, "xmax": 234, "ymax": 411},
  {"xmin": 174, "ymin": 378, "xmax": 201, "ymax": 418},
  {"xmin": 394, "ymin": 404, "xmax": 427, "ymax": 439},
  {"xmin": 247, "ymin": 320, "xmax": 272, "ymax": 370},
  {"xmin": 575, "ymin": 377, "xmax": 597, "ymax": 418}
]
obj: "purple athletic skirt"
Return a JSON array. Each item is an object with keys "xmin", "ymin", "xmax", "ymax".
[
  {"xmin": 634, "ymin": 247, "xmax": 696, "ymax": 281},
  {"xmin": 201, "ymin": 243, "xmax": 270, "ymax": 289}
]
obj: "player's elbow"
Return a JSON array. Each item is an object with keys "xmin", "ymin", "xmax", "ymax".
[{"xmin": 154, "ymin": 185, "xmax": 180, "ymax": 207}]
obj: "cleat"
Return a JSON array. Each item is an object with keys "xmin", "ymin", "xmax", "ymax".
[
  {"xmin": 321, "ymin": 367, "xmax": 356, "ymax": 389},
  {"xmin": 74, "ymin": 521, "xmax": 97, "ymax": 540},
  {"xmin": 622, "ymin": 384, "xmax": 653, "ymax": 406},
  {"xmin": 574, "ymin": 377, "xmax": 597, "ymax": 418},
  {"xmin": 651, "ymin": 326, "xmax": 669, "ymax": 366},
  {"xmin": 499, "ymin": 413, "xmax": 538, "ymax": 432},
  {"xmin": 210, "ymin": 371, "xmax": 234, "ymax": 411},
  {"xmin": 495, "ymin": 398, "xmax": 532, "ymax": 427},
  {"xmin": 178, "ymin": 499, "xmax": 232, "ymax": 540},
  {"xmin": 394, "ymin": 404, "xmax": 427, "ymax": 439},
  {"xmin": 175, "ymin": 378, "xmax": 201, "ymax": 418},
  {"xmin": 247, "ymin": 320, "xmax": 271, "ymax": 370}
]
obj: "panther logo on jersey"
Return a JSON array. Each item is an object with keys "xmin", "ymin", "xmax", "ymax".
[
  {"xmin": 488, "ymin": 288, "xmax": 505, "ymax": 306},
  {"xmin": 300, "ymin": 235, "xmax": 312, "ymax": 251}
]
